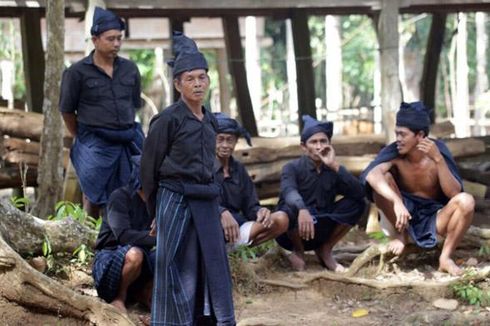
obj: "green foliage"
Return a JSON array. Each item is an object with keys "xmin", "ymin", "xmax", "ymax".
[
  {"xmin": 368, "ymin": 231, "xmax": 389, "ymax": 244},
  {"xmin": 478, "ymin": 245, "xmax": 490, "ymax": 257},
  {"xmin": 42, "ymin": 235, "xmax": 56, "ymax": 272},
  {"xmin": 48, "ymin": 201, "xmax": 101, "ymax": 230},
  {"xmin": 72, "ymin": 244, "xmax": 94, "ymax": 265},
  {"xmin": 229, "ymin": 240, "xmax": 276, "ymax": 263},
  {"xmin": 128, "ymin": 49, "xmax": 156, "ymax": 92},
  {"xmin": 452, "ymin": 270, "xmax": 490, "ymax": 306},
  {"xmin": 10, "ymin": 195, "xmax": 30, "ymax": 211}
]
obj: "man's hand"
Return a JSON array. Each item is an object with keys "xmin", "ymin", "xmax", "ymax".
[
  {"xmin": 417, "ymin": 138, "xmax": 443, "ymax": 163},
  {"xmin": 319, "ymin": 145, "xmax": 340, "ymax": 172},
  {"xmin": 393, "ymin": 200, "xmax": 411, "ymax": 232},
  {"xmin": 149, "ymin": 218, "xmax": 156, "ymax": 236},
  {"xmin": 256, "ymin": 207, "xmax": 272, "ymax": 228},
  {"xmin": 298, "ymin": 209, "xmax": 315, "ymax": 240},
  {"xmin": 221, "ymin": 210, "xmax": 240, "ymax": 243}
]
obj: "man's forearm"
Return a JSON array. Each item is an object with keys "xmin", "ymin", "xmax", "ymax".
[
  {"xmin": 61, "ymin": 112, "xmax": 77, "ymax": 137},
  {"xmin": 366, "ymin": 170, "xmax": 401, "ymax": 204},
  {"xmin": 435, "ymin": 159, "xmax": 462, "ymax": 198}
]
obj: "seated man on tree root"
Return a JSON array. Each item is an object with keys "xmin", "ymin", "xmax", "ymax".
[
  {"xmin": 213, "ymin": 113, "xmax": 289, "ymax": 249},
  {"xmin": 92, "ymin": 156, "xmax": 155, "ymax": 314},
  {"xmin": 361, "ymin": 101, "xmax": 474, "ymax": 276},
  {"xmin": 275, "ymin": 115, "xmax": 366, "ymax": 272}
]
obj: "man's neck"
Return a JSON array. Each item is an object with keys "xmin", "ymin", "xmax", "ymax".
[
  {"xmin": 181, "ymin": 97, "xmax": 204, "ymax": 118},
  {"xmin": 93, "ymin": 51, "xmax": 114, "ymax": 68},
  {"xmin": 219, "ymin": 155, "xmax": 230, "ymax": 170},
  {"xmin": 405, "ymin": 148, "xmax": 425, "ymax": 163},
  {"xmin": 218, "ymin": 155, "xmax": 231, "ymax": 177}
]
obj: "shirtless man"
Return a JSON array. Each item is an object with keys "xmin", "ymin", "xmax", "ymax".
[{"xmin": 361, "ymin": 101, "xmax": 474, "ymax": 276}]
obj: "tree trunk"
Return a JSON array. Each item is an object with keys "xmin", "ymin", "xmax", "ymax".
[
  {"xmin": 474, "ymin": 12, "xmax": 488, "ymax": 136},
  {"xmin": 454, "ymin": 13, "xmax": 470, "ymax": 137},
  {"xmin": 0, "ymin": 199, "xmax": 96, "ymax": 256},
  {"xmin": 32, "ymin": 0, "xmax": 65, "ymax": 219},
  {"xmin": 245, "ymin": 16, "xmax": 262, "ymax": 121},
  {"xmin": 377, "ymin": 0, "xmax": 402, "ymax": 143},
  {"xmin": 325, "ymin": 15, "xmax": 343, "ymax": 132}
]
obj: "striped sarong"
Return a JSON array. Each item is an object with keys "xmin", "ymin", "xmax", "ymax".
[{"xmin": 151, "ymin": 187, "xmax": 235, "ymax": 326}]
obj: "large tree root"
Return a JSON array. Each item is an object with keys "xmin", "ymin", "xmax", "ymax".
[
  {"xmin": 0, "ymin": 199, "xmax": 96, "ymax": 255},
  {"xmin": 0, "ymin": 234, "xmax": 134, "ymax": 325}
]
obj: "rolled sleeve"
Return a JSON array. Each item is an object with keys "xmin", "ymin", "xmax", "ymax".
[
  {"xmin": 281, "ymin": 162, "xmax": 307, "ymax": 210},
  {"xmin": 59, "ymin": 68, "xmax": 81, "ymax": 113}
]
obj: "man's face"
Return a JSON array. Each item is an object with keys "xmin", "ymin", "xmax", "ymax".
[
  {"xmin": 395, "ymin": 126, "xmax": 424, "ymax": 155},
  {"xmin": 301, "ymin": 132, "xmax": 330, "ymax": 163},
  {"xmin": 216, "ymin": 133, "xmax": 238, "ymax": 159},
  {"xmin": 92, "ymin": 29, "xmax": 123, "ymax": 59},
  {"xmin": 174, "ymin": 69, "xmax": 210, "ymax": 104}
]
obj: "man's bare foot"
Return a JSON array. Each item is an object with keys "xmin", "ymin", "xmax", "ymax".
[
  {"xmin": 315, "ymin": 249, "xmax": 345, "ymax": 272},
  {"xmin": 110, "ymin": 299, "xmax": 127, "ymax": 314},
  {"xmin": 288, "ymin": 252, "xmax": 306, "ymax": 271},
  {"xmin": 439, "ymin": 257, "xmax": 463, "ymax": 276},
  {"xmin": 387, "ymin": 238, "xmax": 405, "ymax": 255},
  {"xmin": 139, "ymin": 314, "xmax": 151, "ymax": 326}
]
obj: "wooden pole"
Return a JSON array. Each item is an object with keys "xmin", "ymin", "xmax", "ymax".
[
  {"xmin": 291, "ymin": 9, "xmax": 317, "ymax": 129},
  {"xmin": 20, "ymin": 9, "xmax": 45, "ymax": 113},
  {"xmin": 420, "ymin": 13, "xmax": 447, "ymax": 123},
  {"xmin": 222, "ymin": 15, "xmax": 259, "ymax": 136}
]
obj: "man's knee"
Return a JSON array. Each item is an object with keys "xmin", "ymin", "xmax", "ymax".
[
  {"xmin": 272, "ymin": 212, "xmax": 289, "ymax": 234},
  {"xmin": 125, "ymin": 247, "xmax": 144, "ymax": 268},
  {"xmin": 452, "ymin": 192, "xmax": 475, "ymax": 216}
]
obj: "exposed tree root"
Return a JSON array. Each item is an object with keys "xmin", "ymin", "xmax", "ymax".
[
  {"xmin": 0, "ymin": 234, "xmax": 134, "ymax": 325},
  {"xmin": 0, "ymin": 199, "xmax": 96, "ymax": 256}
]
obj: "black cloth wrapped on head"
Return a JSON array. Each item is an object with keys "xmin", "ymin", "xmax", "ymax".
[
  {"xmin": 90, "ymin": 7, "xmax": 125, "ymax": 36},
  {"xmin": 214, "ymin": 112, "xmax": 252, "ymax": 147},
  {"xmin": 396, "ymin": 101, "xmax": 431, "ymax": 131},
  {"xmin": 301, "ymin": 115, "xmax": 333, "ymax": 143},
  {"xmin": 167, "ymin": 31, "xmax": 208, "ymax": 78}
]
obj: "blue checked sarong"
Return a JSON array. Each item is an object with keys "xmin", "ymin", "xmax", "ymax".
[
  {"xmin": 151, "ymin": 185, "xmax": 235, "ymax": 326},
  {"xmin": 71, "ymin": 122, "xmax": 144, "ymax": 206},
  {"xmin": 92, "ymin": 245, "xmax": 130, "ymax": 302},
  {"xmin": 93, "ymin": 245, "xmax": 156, "ymax": 303}
]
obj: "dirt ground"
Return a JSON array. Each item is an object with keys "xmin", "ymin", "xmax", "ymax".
[{"xmin": 0, "ymin": 228, "xmax": 489, "ymax": 325}]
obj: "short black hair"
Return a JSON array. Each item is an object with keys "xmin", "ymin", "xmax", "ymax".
[{"xmin": 408, "ymin": 127, "xmax": 429, "ymax": 137}]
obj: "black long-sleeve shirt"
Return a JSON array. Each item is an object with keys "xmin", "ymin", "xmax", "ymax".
[
  {"xmin": 95, "ymin": 185, "xmax": 155, "ymax": 250},
  {"xmin": 214, "ymin": 156, "xmax": 261, "ymax": 225},
  {"xmin": 59, "ymin": 51, "xmax": 142, "ymax": 130},
  {"xmin": 278, "ymin": 155, "xmax": 365, "ymax": 213},
  {"xmin": 141, "ymin": 99, "xmax": 218, "ymax": 217}
]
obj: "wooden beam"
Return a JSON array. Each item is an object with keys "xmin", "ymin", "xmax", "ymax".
[
  {"xmin": 3, "ymin": 1, "xmax": 490, "ymax": 18},
  {"xmin": 222, "ymin": 15, "xmax": 259, "ymax": 136},
  {"xmin": 420, "ymin": 13, "xmax": 447, "ymax": 122},
  {"xmin": 20, "ymin": 9, "xmax": 45, "ymax": 113},
  {"xmin": 291, "ymin": 9, "xmax": 317, "ymax": 128}
]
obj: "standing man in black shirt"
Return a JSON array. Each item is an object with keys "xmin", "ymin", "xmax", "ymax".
[
  {"xmin": 214, "ymin": 113, "xmax": 289, "ymax": 247},
  {"xmin": 92, "ymin": 156, "xmax": 155, "ymax": 314},
  {"xmin": 59, "ymin": 7, "xmax": 143, "ymax": 219},
  {"xmin": 141, "ymin": 32, "xmax": 235, "ymax": 326},
  {"xmin": 276, "ymin": 115, "xmax": 366, "ymax": 272}
]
